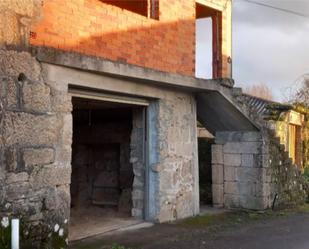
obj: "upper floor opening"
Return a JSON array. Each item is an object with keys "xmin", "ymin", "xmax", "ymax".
[
  {"xmin": 102, "ymin": 0, "xmax": 159, "ymax": 19},
  {"xmin": 195, "ymin": 2, "xmax": 223, "ymax": 79}
]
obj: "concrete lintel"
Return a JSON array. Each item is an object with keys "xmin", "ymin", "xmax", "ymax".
[{"xmin": 33, "ymin": 47, "xmax": 233, "ymax": 94}]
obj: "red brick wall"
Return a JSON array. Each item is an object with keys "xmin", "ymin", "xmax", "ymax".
[{"xmin": 30, "ymin": 0, "xmax": 196, "ymax": 76}]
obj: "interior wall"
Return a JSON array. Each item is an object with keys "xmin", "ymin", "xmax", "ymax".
[{"xmin": 71, "ymin": 104, "xmax": 138, "ymax": 216}]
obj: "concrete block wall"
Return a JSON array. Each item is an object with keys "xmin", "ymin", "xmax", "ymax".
[{"xmin": 212, "ymin": 131, "xmax": 268, "ymax": 210}]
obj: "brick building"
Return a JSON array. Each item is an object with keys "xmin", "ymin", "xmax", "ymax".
[{"xmin": 0, "ymin": 0, "xmax": 307, "ymax": 247}]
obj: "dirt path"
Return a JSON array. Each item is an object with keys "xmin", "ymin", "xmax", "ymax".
[{"xmin": 71, "ymin": 207, "xmax": 309, "ymax": 249}]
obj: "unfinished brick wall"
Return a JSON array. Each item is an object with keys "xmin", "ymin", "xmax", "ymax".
[
  {"xmin": 29, "ymin": 0, "xmax": 196, "ymax": 76},
  {"xmin": 28, "ymin": 0, "xmax": 231, "ymax": 77}
]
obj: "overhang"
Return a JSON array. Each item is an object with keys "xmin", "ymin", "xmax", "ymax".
[{"xmin": 197, "ymin": 91, "xmax": 259, "ymax": 134}]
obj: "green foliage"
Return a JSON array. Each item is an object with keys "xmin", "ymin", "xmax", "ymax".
[
  {"xmin": 0, "ymin": 217, "xmax": 10, "ymax": 249},
  {"xmin": 42, "ymin": 231, "xmax": 67, "ymax": 249},
  {"xmin": 0, "ymin": 216, "xmax": 68, "ymax": 249},
  {"xmin": 303, "ymin": 167, "xmax": 309, "ymax": 182}
]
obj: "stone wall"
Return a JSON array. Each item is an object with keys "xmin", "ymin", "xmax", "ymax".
[
  {"xmin": 265, "ymin": 130, "xmax": 307, "ymax": 208},
  {"xmin": 212, "ymin": 131, "xmax": 307, "ymax": 211},
  {"xmin": 131, "ymin": 108, "xmax": 146, "ymax": 218},
  {"xmin": 0, "ymin": 0, "xmax": 42, "ymax": 48},
  {"xmin": 212, "ymin": 131, "xmax": 267, "ymax": 209},
  {"xmin": 155, "ymin": 94, "xmax": 199, "ymax": 222},
  {"xmin": 0, "ymin": 48, "xmax": 200, "ymax": 247},
  {"xmin": 0, "ymin": 49, "xmax": 72, "ymax": 246}
]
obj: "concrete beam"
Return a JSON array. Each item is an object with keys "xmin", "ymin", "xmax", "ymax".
[{"xmin": 33, "ymin": 47, "xmax": 233, "ymax": 94}]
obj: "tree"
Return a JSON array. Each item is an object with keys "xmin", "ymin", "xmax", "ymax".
[
  {"xmin": 244, "ymin": 83, "xmax": 274, "ymax": 101},
  {"xmin": 293, "ymin": 78, "xmax": 309, "ymax": 106}
]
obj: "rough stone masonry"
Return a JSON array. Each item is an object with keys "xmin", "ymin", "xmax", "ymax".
[{"xmin": 0, "ymin": 50, "xmax": 72, "ymax": 245}]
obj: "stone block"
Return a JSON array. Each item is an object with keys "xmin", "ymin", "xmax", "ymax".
[
  {"xmin": 0, "ymin": 51, "xmax": 41, "ymax": 81},
  {"xmin": 212, "ymin": 184, "xmax": 224, "ymax": 206},
  {"xmin": 239, "ymin": 195, "xmax": 267, "ymax": 210},
  {"xmin": 241, "ymin": 142, "xmax": 261, "ymax": 154},
  {"xmin": 30, "ymin": 165, "xmax": 71, "ymax": 190},
  {"xmin": 44, "ymin": 188, "xmax": 58, "ymax": 211},
  {"xmin": 3, "ymin": 112, "xmax": 61, "ymax": 146},
  {"xmin": 224, "ymin": 166, "xmax": 236, "ymax": 182},
  {"xmin": 6, "ymin": 182, "xmax": 32, "ymax": 201},
  {"xmin": 132, "ymin": 208, "xmax": 143, "ymax": 218},
  {"xmin": 22, "ymin": 81, "xmax": 51, "ymax": 113},
  {"xmin": 236, "ymin": 168, "xmax": 261, "ymax": 182},
  {"xmin": 6, "ymin": 172, "xmax": 29, "ymax": 184},
  {"xmin": 224, "ymin": 154, "xmax": 241, "ymax": 167},
  {"xmin": 224, "ymin": 194, "xmax": 240, "ymax": 208},
  {"xmin": 4, "ymin": 147, "xmax": 17, "ymax": 172},
  {"xmin": 241, "ymin": 154, "xmax": 254, "ymax": 167},
  {"xmin": 216, "ymin": 132, "xmax": 243, "ymax": 143},
  {"xmin": 224, "ymin": 182, "xmax": 238, "ymax": 195},
  {"xmin": 223, "ymin": 142, "xmax": 242, "ymax": 154},
  {"xmin": 132, "ymin": 189, "xmax": 144, "ymax": 201},
  {"xmin": 6, "ymin": 77, "xmax": 19, "ymax": 109},
  {"xmin": 255, "ymin": 182, "xmax": 271, "ymax": 197},
  {"xmin": 49, "ymin": 87, "xmax": 72, "ymax": 113},
  {"xmin": 212, "ymin": 164, "xmax": 223, "ymax": 184},
  {"xmin": 212, "ymin": 145, "xmax": 223, "ymax": 164},
  {"xmin": 225, "ymin": 181, "xmax": 255, "ymax": 196},
  {"xmin": 23, "ymin": 147, "xmax": 55, "ymax": 167},
  {"xmin": 242, "ymin": 132, "xmax": 262, "ymax": 142},
  {"xmin": 118, "ymin": 188, "xmax": 132, "ymax": 214}
]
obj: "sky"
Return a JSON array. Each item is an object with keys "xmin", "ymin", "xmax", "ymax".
[{"xmin": 196, "ymin": 0, "xmax": 309, "ymax": 101}]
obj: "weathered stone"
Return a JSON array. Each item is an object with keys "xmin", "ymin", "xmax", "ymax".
[
  {"xmin": 5, "ymin": 147, "xmax": 17, "ymax": 172},
  {"xmin": 255, "ymin": 182, "xmax": 270, "ymax": 197},
  {"xmin": 6, "ymin": 77, "xmax": 19, "ymax": 109},
  {"xmin": 22, "ymin": 81, "xmax": 51, "ymax": 113},
  {"xmin": 23, "ymin": 147, "xmax": 55, "ymax": 167},
  {"xmin": 224, "ymin": 181, "xmax": 255, "ymax": 196},
  {"xmin": 0, "ymin": 51, "xmax": 41, "ymax": 80},
  {"xmin": 6, "ymin": 172, "xmax": 28, "ymax": 184},
  {"xmin": 236, "ymin": 168, "xmax": 261, "ymax": 182},
  {"xmin": 239, "ymin": 195, "xmax": 267, "ymax": 210},
  {"xmin": 241, "ymin": 154, "xmax": 254, "ymax": 167},
  {"xmin": 212, "ymin": 144, "xmax": 223, "ymax": 164},
  {"xmin": 224, "ymin": 166, "xmax": 236, "ymax": 182},
  {"xmin": 212, "ymin": 164, "xmax": 223, "ymax": 184},
  {"xmin": 6, "ymin": 181, "xmax": 32, "ymax": 200},
  {"xmin": 212, "ymin": 184, "xmax": 224, "ymax": 206},
  {"xmin": 224, "ymin": 194, "xmax": 240, "ymax": 208},
  {"xmin": 240, "ymin": 142, "xmax": 261, "ymax": 154},
  {"xmin": 223, "ymin": 142, "xmax": 242, "ymax": 154},
  {"xmin": 44, "ymin": 188, "xmax": 58, "ymax": 211},
  {"xmin": 118, "ymin": 188, "xmax": 132, "ymax": 214},
  {"xmin": 224, "ymin": 153, "xmax": 241, "ymax": 167},
  {"xmin": 30, "ymin": 166, "xmax": 71, "ymax": 190},
  {"xmin": 3, "ymin": 112, "xmax": 61, "ymax": 146}
]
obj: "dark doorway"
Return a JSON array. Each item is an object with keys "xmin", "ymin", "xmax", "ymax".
[
  {"xmin": 70, "ymin": 97, "xmax": 143, "ymax": 241},
  {"xmin": 198, "ymin": 134, "xmax": 215, "ymax": 206}
]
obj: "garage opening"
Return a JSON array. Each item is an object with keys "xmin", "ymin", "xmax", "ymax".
[
  {"xmin": 69, "ymin": 96, "xmax": 146, "ymax": 241},
  {"xmin": 197, "ymin": 124, "xmax": 215, "ymax": 210}
]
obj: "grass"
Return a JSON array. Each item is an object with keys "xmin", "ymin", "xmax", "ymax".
[{"xmin": 181, "ymin": 203, "xmax": 309, "ymax": 231}]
